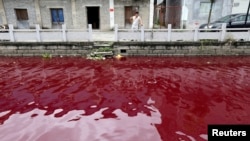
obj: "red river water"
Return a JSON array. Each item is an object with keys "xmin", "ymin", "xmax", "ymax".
[{"xmin": 0, "ymin": 56, "xmax": 250, "ymax": 141}]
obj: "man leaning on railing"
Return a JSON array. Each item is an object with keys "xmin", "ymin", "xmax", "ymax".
[{"xmin": 130, "ymin": 11, "xmax": 143, "ymax": 31}]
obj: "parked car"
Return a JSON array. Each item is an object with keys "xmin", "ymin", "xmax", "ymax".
[{"xmin": 199, "ymin": 13, "xmax": 250, "ymax": 30}]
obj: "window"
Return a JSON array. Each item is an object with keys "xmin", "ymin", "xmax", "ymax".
[
  {"xmin": 15, "ymin": 9, "xmax": 29, "ymax": 20},
  {"xmin": 231, "ymin": 15, "xmax": 250, "ymax": 22},
  {"xmin": 233, "ymin": 3, "xmax": 240, "ymax": 7},
  {"xmin": 234, "ymin": 15, "xmax": 247, "ymax": 22},
  {"xmin": 51, "ymin": 9, "xmax": 64, "ymax": 23}
]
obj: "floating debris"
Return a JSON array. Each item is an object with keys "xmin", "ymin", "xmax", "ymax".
[
  {"xmin": 86, "ymin": 47, "xmax": 114, "ymax": 60},
  {"xmin": 147, "ymin": 79, "xmax": 157, "ymax": 84},
  {"xmin": 115, "ymin": 54, "xmax": 124, "ymax": 60},
  {"xmin": 42, "ymin": 53, "xmax": 52, "ymax": 59},
  {"xmin": 90, "ymin": 105, "xmax": 98, "ymax": 108},
  {"xmin": 28, "ymin": 101, "xmax": 35, "ymax": 105}
]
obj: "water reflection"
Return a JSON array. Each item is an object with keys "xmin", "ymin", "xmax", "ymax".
[
  {"xmin": 0, "ymin": 56, "xmax": 250, "ymax": 141},
  {"xmin": 0, "ymin": 108, "xmax": 161, "ymax": 141}
]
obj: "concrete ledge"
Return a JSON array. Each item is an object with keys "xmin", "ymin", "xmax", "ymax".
[
  {"xmin": 113, "ymin": 41, "xmax": 223, "ymax": 46},
  {"xmin": 114, "ymin": 41, "xmax": 250, "ymax": 56},
  {"xmin": 0, "ymin": 42, "xmax": 94, "ymax": 57},
  {"xmin": 0, "ymin": 42, "xmax": 94, "ymax": 46},
  {"xmin": 1, "ymin": 41, "xmax": 250, "ymax": 57}
]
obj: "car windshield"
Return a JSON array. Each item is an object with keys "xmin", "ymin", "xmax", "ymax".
[{"xmin": 214, "ymin": 14, "xmax": 240, "ymax": 22}]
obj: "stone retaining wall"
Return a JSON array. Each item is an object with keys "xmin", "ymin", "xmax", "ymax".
[
  {"xmin": 0, "ymin": 42, "xmax": 93, "ymax": 57},
  {"xmin": 114, "ymin": 41, "xmax": 250, "ymax": 56},
  {"xmin": 0, "ymin": 41, "xmax": 250, "ymax": 57}
]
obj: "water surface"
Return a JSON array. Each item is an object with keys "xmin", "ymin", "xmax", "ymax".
[{"xmin": 0, "ymin": 56, "xmax": 250, "ymax": 141}]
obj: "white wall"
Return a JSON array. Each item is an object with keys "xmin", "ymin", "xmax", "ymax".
[
  {"xmin": 183, "ymin": 0, "xmax": 233, "ymax": 29},
  {"xmin": 232, "ymin": 0, "xmax": 249, "ymax": 14}
]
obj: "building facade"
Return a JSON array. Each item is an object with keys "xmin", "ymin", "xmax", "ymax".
[
  {"xmin": 153, "ymin": 0, "xmax": 166, "ymax": 28},
  {"xmin": 0, "ymin": 0, "xmax": 7, "ymax": 25},
  {"xmin": 232, "ymin": 0, "xmax": 249, "ymax": 14},
  {"xmin": 2, "ymin": 0, "xmax": 40, "ymax": 29},
  {"xmin": 182, "ymin": 0, "xmax": 233, "ymax": 29},
  {"xmin": 156, "ymin": 0, "xmax": 233, "ymax": 29},
  {"xmin": 0, "ymin": 0, "xmax": 154, "ymax": 30},
  {"xmin": 114, "ymin": 0, "xmax": 154, "ymax": 29}
]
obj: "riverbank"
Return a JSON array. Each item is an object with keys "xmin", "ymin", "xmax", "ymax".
[{"xmin": 0, "ymin": 41, "xmax": 250, "ymax": 57}]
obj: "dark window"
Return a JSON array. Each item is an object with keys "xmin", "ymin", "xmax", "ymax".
[
  {"xmin": 231, "ymin": 15, "xmax": 250, "ymax": 22},
  {"xmin": 51, "ymin": 9, "xmax": 64, "ymax": 23},
  {"xmin": 15, "ymin": 9, "xmax": 29, "ymax": 20},
  {"xmin": 120, "ymin": 49, "xmax": 127, "ymax": 53}
]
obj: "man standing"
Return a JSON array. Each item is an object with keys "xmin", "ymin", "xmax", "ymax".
[{"xmin": 130, "ymin": 11, "xmax": 143, "ymax": 30}]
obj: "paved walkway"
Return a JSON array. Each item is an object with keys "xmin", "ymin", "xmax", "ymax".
[{"xmin": 92, "ymin": 31, "xmax": 115, "ymax": 42}]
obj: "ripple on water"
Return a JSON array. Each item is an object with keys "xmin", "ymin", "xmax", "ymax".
[{"xmin": 0, "ymin": 56, "xmax": 250, "ymax": 141}]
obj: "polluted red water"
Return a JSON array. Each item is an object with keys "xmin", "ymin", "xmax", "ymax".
[{"xmin": 0, "ymin": 56, "xmax": 250, "ymax": 141}]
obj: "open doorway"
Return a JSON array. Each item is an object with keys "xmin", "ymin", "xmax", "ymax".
[
  {"xmin": 125, "ymin": 6, "xmax": 133, "ymax": 28},
  {"xmin": 86, "ymin": 7, "xmax": 100, "ymax": 29}
]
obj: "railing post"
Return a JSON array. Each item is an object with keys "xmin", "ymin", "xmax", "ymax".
[
  {"xmin": 194, "ymin": 26, "xmax": 198, "ymax": 41},
  {"xmin": 35, "ymin": 24, "xmax": 41, "ymax": 42},
  {"xmin": 248, "ymin": 30, "xmax": 250, "ymax": 41},
  {"xmin": 220, "ymin": 23, "xmax": 227, "ymax": 42},
  {"xmin": 140, "ymin": 26, "xmax": 144, "ymax": 42},
  {"xmin": 167, "ymin": 24, "xmax": 172, "ymax": 42},
  {"xmin": 88, "ymin": 24, "xmax": 92, "ymax": 41},
  {"xmin": 8, "ymin": 24, "xmax": 15, "ymax": 42},
  {"xmin": 62, "ymin": 24, "xmax": 67, "ymax": 42},
  {"xmin": 114, "ymin": 24, "xmax": 118, "ymax": 41}
]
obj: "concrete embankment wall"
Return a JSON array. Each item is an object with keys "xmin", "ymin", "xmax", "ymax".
[
  {"xmin": 0, "ymin": 42, "xmax": 94, "ymax": 57},
  {"xmin": 0, "ymin": 41, "xmax": 250, "ymax": 57},
  {"xmin": 114, "ymin": 42, "xmax": 250, "ymax": 56}
]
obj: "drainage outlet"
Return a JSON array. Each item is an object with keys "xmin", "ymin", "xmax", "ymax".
[{"xmin": 120, "ymin": 49, "xmax": 127, "ymax": 54}]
